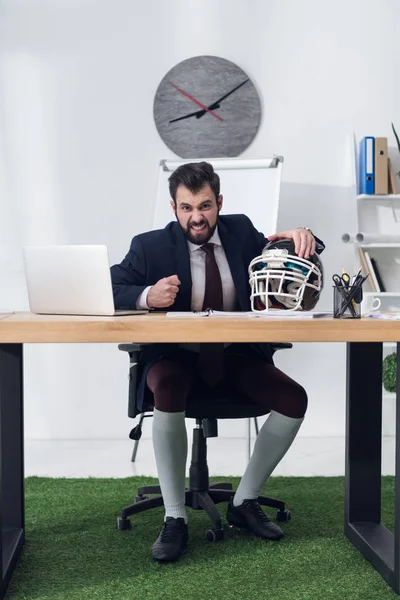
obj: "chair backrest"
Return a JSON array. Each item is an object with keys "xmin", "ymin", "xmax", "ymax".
[{"xmin": 153, "ymin": 157, "xmax": 283, "ymax": 236}]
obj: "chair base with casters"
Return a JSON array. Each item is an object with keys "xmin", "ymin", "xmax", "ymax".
[
  {"xmin": 117, "ymin": 343, "xmax": 293, "ymax": 541},
  {"xmin": 117, "ymin": 415, "xmax": 291, "ymax": 541}
]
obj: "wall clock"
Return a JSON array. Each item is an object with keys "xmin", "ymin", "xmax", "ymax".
[{"xmin": 153, "ymin": 55, "xmax": 261, "ymax": 158}]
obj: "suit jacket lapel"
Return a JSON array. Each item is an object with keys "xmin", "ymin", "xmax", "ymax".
[
  {"xmin": 171, "ymin": 223, "xmax": 192, "ymax": 310},
  {"xmin": 218, "ymin": 220, "xmax": 249, "ymax": 311}
]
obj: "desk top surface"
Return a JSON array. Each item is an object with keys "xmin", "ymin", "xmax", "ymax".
[{"xmin": 0, "ymin": 311, "xmax": 398, "ymax": 343}]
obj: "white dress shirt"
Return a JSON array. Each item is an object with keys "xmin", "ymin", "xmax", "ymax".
[{"xmin": 136, "ymin": 227, "xmax": 236, "ymax": 311}]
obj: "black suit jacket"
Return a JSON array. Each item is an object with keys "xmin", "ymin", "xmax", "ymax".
[{"xmin": 111, "ymin": 214, "xmax": 325, "ymax": 412}]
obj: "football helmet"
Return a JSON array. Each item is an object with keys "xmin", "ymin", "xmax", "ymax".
[{"xmin": 248, "ymin": 238, "xmax": 323, "ymax": 311}]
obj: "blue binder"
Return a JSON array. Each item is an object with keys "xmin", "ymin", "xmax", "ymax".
[{"xmin": 359, "ymin": 137, "xmax": 375, "ymax": 194}]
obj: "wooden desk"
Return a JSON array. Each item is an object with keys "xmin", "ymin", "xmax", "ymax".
[
  {"xmin": 0, "ymin": 311, "xmax": 400, "ymax": 343},
  {"xmin": 0, "ymin": 312, "xmax": 399, "ymax": 596}
]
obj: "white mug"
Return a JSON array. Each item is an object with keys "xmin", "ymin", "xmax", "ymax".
[{"xmin": 361, "ymin": 296, "xmax": 381, "ymax": 315}]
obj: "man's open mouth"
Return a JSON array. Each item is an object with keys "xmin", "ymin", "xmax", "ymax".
[{"xmin": 191, "ymin": 223, "xmax": 207, "ymax": 232}]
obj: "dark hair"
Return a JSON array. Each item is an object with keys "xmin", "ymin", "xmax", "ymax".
[{"xmin": 168, "ymin": 161, "xmax": 220, "ymax": 204}]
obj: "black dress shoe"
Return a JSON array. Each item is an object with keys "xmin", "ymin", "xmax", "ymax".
[
  {"xmin": 151, "ymin": 517, "xmax": 188, "ymax": 562},
  {"xmin": 227, "ymin": 499, "xmax": 284, "ymax": 541}
]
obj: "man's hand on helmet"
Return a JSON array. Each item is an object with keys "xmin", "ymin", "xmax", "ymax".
[
  {"xmin": 147, "ymin": 275, "xmax": 181, "ymax": 308},
  {"xmin": 266, "ymin": 228, "xmax": 315, "ymax": 259}
]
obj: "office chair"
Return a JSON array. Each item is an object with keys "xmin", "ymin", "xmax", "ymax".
[
  {"xmin": 127, "ymin": 344, "xmax": 293, "ymax": 463},
  {"xmin": 116, "ymin": 342, "xmax": 293, "ymax": 542}
]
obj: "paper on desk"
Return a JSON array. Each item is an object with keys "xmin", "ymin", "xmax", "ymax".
[
  {"xmin": 210, "ymin": 309, "xmax": 332, "ymax": 318},
  {"xmin": 166, "ymin": 311, "xmax": 253, "ymax": 318},
  {"xmin": 166, "ymin": 311, "xmax": 208, "ymax": 317},
  {"xmin": 209, "ymin": 310, "xmax": 254, "ymax": 317},
  {"xmin": 251, "ymin": 311, "xmax": 332, "ymax": 319},
  {"xmin": 364, "ymin": 312, "xmax": 400, "ymax": 320},
  {"xmin": 165, "ymin": 310, "xmax": 332, "ymax": 319}
]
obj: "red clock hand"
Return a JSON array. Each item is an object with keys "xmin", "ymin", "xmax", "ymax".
[{"xmin": 168, "ymin": 82, "xmax": 223, "ymax": 121}]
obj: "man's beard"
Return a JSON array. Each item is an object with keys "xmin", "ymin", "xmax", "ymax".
[{"xmin": 180, "ymin": 217, "xmax": 218, "ymax": 245}]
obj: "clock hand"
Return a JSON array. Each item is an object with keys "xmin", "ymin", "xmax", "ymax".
[
  {"xmin": 169, "ymin": 105, "xmax": 221, "ymax": 124},
  {"xmin": 168, "ymin": 82, "xmax": 223, "ymax": 121},
  {"xmin": 169, "ymin": 79, "xmax": 250, "ymax": 123},
  {"xmin": 196, "ymin": 79, "xmax": 250, "ymax": 119},
  {"xmin": 211, "ymin": 78, "xmax": 249, "ymax": 106}
]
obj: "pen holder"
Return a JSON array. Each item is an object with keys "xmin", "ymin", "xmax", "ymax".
[{"xmin": 333, "ymin": 285, "xmax": 361, "ymax": 319}]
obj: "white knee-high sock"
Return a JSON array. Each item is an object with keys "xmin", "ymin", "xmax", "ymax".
[
  {"xmin": 233, "ymin": 410, "xmax": 304, "ymax": 507},
  {"xmin": 152, "ymin": 408, "xmax": 188, "ymax": 522}
]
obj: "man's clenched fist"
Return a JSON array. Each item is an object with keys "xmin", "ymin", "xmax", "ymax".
[{"xmin": 147, "ymin": 275, "xmax": 181, "ymax": 309}]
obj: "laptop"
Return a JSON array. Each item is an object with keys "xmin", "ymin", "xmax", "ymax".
[{"xmin": 23, "ymin": 245, "xmax": 148, "ymax": 316}]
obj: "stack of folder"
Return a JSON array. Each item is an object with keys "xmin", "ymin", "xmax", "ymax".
[
  {"xmin": 359, "ymin": 136, "xmax": 398, "ymax": 195},
  {"xmin": 358, "ymin": 247, "xmax": 386, "ymax": 292}
]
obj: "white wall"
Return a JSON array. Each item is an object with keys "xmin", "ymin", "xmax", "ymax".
[{"xmin": 0, "ymin": 0, "xmax": 399, "ymax": 441}]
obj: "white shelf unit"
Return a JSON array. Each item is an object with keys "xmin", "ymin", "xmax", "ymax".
[
  {"xmin": 349, "ymin": 134, "xmax": 400, "ymax": 300},
  {"xmin": 357, "ymin": 193, "xmax": 400, "ymax": 201}
]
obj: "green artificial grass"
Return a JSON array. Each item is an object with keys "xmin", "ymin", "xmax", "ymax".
[{"xmin": 6, "ymin": 476, "xmax": 398, "ymax": 600}]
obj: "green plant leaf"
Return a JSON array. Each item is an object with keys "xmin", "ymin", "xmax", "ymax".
[
  {"xmin": 383, "ymin": 352, "xmax": 397, "ymax": 393},
  {"xmin": 392, "ymin": 122, "xmax": 400, "ymax": 153}
]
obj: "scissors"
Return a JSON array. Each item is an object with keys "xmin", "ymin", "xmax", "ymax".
[
  {"xmin": 332, "ymin": 273, "xmax": 350, "ymax": 288},
  {"xmin": 341, "ymin": 271, "xmax": 351, "ymax": 288}
]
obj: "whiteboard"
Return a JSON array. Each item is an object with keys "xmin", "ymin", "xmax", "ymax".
[{"xmin": 153, "ymin": 157, "xmax": 283, "ymax": 237}]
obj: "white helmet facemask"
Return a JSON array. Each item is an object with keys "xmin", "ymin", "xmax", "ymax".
[{"xmin": 248, "ymin": 247, "xmax": 323, "ymax": 312}]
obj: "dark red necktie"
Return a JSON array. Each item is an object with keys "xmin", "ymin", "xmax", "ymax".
[{"xmin": 198, "ymin": 243, "xmax": 225, "ymax": 387}]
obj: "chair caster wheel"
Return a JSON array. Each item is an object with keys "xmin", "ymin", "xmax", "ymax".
[
  {"xmin": 116, "ymin": 517, "xmax": 132, "ymax": 531},
  {"xmin": 276, "ymin": 509, "xmax": 291, "ymax": 522},
  {"xmin": 135, "ymin": 495, "xmax": 148, "ymax": 503},
  {"xmin": 206, "ymin": 528, "xmax": 224, "ymax": 542}
]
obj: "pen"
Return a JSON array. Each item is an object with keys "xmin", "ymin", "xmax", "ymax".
[
  {"xmin": 342, "ymin": 269, "xmax": 357, "ymax": 313},
  {"xmin": 339, "ymin": 275, "xmax": 368, "ymax": 315},
  {"xmin": 351, "ymin": 266, "xmax": 362, "ymax": 285}
]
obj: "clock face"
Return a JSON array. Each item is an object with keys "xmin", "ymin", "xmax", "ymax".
[{"xmin": 153, "ymin": 55, "xmax": 261, "ymax": 158}]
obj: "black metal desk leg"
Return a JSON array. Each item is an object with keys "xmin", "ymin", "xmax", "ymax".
[
  {"xmin": 0, "ymin": 344, "xmax": 24, "ymax": 599},
  {"xmin": 345, "ymin": 341, "xmax": 400, "ymax": 592}
]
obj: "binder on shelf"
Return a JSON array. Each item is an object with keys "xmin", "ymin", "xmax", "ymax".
[
  {"xmin": 374, "ymin": 137, "xmax": 388, "ymax": 194},
  {"xmin": 359, "ymin": 136, "xmax": 375, "ymax": 194},
  {"xmin": 370, "ymin": 257, "xmax": 386, "ymax": 292},
  {"xmin": 388, "ymin": 157, "xmax": 398, "ymax": 194},
  {"xmin": 364, "ymin": 250, "xmax": 381, "ymax": 292}
]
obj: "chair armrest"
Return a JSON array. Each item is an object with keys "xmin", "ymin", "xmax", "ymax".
[
  {"xmin": 118, "ymin": 343, "xmax": 147, "ymax": 354},
  {"xmin": 118, "ymin": 344, "xmax": 146, "ymax": 419},
  {"xmin": 270, "ymin": 343, "xmax": 293, "ymax": 356}
]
